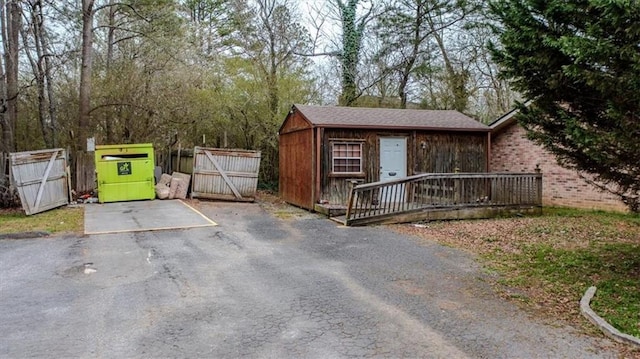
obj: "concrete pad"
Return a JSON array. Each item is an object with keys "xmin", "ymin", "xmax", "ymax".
[{"xmin": 84, "ymin": 200, "xmax": 217, "ymax": 235}]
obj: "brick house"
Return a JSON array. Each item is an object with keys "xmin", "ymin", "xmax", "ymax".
[{"xmin": 490, "ymin": 108, "xmax": 627, "ymax": 212}]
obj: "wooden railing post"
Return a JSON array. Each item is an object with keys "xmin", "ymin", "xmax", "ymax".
[
  {"xmin": 535, "ymin": 164, "xmax": 543, "ymax": 206},
  {"xmin": 345, "ymin": 179, "xmax": 358, "ymax": 222},
  {"xmin": 453, "ymin": 168, "xmax": 460, "ymax": 204}
]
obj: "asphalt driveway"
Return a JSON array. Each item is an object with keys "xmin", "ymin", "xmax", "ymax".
[{"xmin": 0, "ymin": 200, "xmax": 618, "ymax": 358}]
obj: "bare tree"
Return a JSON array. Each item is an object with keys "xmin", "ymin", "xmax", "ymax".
[
  {"xmin": 77, "ymin": 0, "xmax": 94, "ymax": 152},
  {"xmin": 297, "ymin": 0, "xmax": 379, "ymax": 106},
  {"xmin": 375, "ymin": 0, "xmax": 478, "ymax": 110},
  {"xmin": 1, "ymin": 0, "xmax": 21, "ymax": 153},
  {"xmin": 22, "ymin": 0, "xmax": 59, "ymax": 147},
  {"xmin": 224, "ymin": 0, "xmax": 313, "ymax": 182}
]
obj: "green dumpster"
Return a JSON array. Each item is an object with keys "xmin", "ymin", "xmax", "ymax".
[{"xmin": 94, "ymin": 143, "xmax": 155, "ymax": 203}]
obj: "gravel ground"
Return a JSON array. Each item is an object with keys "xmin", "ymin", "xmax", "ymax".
[{"xmin": 0, "ymin": 199, "xmax": 622, "ymax": 358}]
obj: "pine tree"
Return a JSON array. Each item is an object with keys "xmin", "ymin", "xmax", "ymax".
[{"xmin": 490, "ymin": 0, "xmax": 640, "ymax": 212}]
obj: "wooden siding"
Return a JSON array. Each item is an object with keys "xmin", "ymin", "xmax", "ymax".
[
  {"xmin": 414, "ymin": 132, "xmax": 487, "ymax": 173},
  {"xmin": 319, "ymin": 129, "xmax": 386, "ymax": 204},
  {"xmin": 280, "ymin": 111, "xmax": 312, "ymax": 134},
  {"xmin": 319, "ymin": 129, "xmax": 488, "ymax": 206},
  {"xmin": 279, "ymin": 127, "xmax": 314, "ymax": 209}
]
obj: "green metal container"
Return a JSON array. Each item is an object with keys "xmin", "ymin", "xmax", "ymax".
[{"xmin": 94, "ymin": 143, "xmax": 155, "ymax": 203}]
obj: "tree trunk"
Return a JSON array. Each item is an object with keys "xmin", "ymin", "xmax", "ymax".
[
  {"xmin": 105, "ymin": 0, "xmax": 116, "ymax": 143},
  {"xmin": 42, "ymin": 26, "xmax": 57, "ymax": 147},
  {"xmin": 78, "ymin": 0, "xmax": 95, "ymax": 152},
  {"xmin": 428, "ymin": 15, "xmax": 468, "ymax": 112},
  {"xmin": 398, "ymin": 1, "xmax": 424, "ymax": 109},
  {"xmin": 23, "ymin": 0, "xmax": 53, "ymax": 148},
  {"xmin": 337, "ymin": 0, "xmax": 361, "ymax": 106},
  {"xmin": 0, "ymin": 1, "xmax": 8, "ymax": 154},
  {"xmin": 2, "ymin": 0, "xmax": 21, "ymax": 153},
  {"xmin": 268, "ymin": 31, "xmax": 278, "ymax": 121}
]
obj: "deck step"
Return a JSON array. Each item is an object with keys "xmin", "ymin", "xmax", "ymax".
[{"xmin": 314, "ymin": 203, "xmax": 347, "ymax": 217}]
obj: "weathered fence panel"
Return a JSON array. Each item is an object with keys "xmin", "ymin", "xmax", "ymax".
[
  {"xmin": 171, "ymin": 149, "xmax": 194, "ymax": 174},
  {"xmin": 75, "ymin": 151, "xmax": 96, "ymax": 194},
  {"xmin": 191, "ymin": 147, "xmax": 261, "ymax": 202},
  {"xmin": 344, "ymin": 172, "xmax": 542, "ymax": 226},
  {"xmin": 10, "ymin": 149, "xmax": 69, "ymax": 215}
]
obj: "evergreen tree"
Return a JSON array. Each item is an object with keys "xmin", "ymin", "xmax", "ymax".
[{"xmin": 490, "ymin": 0, "xmax": 640, "ymax": 212}]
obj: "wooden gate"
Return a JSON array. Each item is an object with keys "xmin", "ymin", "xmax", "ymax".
[
  {"xmin": 191, "ymin": 147, "xmax": 261, "ymax": 202},
  {"xmin": 10, "ymin": 149, "xmax": 69, "ymax": 215}
]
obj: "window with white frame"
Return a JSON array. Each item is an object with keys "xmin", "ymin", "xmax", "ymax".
[{"xmin": 332, "ymin": 142, "xmax": 363, "ymax": 174}]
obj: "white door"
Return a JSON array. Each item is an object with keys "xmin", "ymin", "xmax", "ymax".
[
  {"xmin": 379, "ymin": 137, "xmax": 407, "ymax": 203},
  {"xmin": 380, "ymin": 137, "xmax": 407, "ymax": 181}
]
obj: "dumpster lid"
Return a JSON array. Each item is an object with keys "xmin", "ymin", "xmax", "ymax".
[{"xmin": 95, "ymin": 143, "xmax": 154, "ymax": 150}]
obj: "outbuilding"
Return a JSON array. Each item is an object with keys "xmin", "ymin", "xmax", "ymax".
[{"xmin": 278, "ymin": 104, "xmax": 490, "ymax": 211}]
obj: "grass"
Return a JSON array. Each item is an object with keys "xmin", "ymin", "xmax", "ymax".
[
  {"xmin": 0, "ymin": 206, "xmax": 84, "ymax": 235},
  {"xmin": 491, "ymin": 208, "xmax": 640, "ymax": 337},
  {"xmin": 500, "ymin": 241, "xmax": 640, "ymax": 337},
  {"xmin": 393, "ymin": 207, "xmax": 640, "ymax": 343}
]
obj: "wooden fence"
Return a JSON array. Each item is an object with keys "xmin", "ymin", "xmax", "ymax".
[
  {"xmin": 344, "ymin": 172, "xmax": 542, "ymax": 226},
  {"xmin": 74, "ymin": 151, "xmax": 95, "ymax": 194},
  {"xmin": 191, "ymin": 147, "xmax": 261, "ymax": 202},
  {"xmin": 10, "ymin": 149, "xmax": 70, "ymax": 215}
]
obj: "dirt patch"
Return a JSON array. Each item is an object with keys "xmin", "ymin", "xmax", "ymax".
[
  {"xmin": 183, "ymin": 191, "xmax": 318, "ymax": 220},
  {"xmin": 255, "ymin": 191, "xmax": 319, "ymax": 219}
]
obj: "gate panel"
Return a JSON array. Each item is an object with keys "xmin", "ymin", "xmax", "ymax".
[
  {"xmin": 191, "ymin": 147, "xmax": 261, "ymax": 202},
  {"xmin": 10, "ymin": 149, "xmax": 69, "ymax": 215}
]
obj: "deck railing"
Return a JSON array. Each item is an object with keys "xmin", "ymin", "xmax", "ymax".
[{"xmin": 345, "ymin": 172, "xmax": 542, "ymax": 226}]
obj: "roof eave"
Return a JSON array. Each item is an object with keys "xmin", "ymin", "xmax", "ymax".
[
  {"xmin": 313, "ymin": 124, "xmax": 490, "ymax": 132},
  {"xmin": 489, "ymin": 100, "xmax": 534, "ymax": 133},
  {"xmin": 279, "ymin": 104, "xmax": 314, "ymax": 133}
]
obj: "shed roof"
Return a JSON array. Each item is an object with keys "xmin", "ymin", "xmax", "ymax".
[{"xmin": 291, "ymin": 104, "xmax": 489, "ymax": 132}]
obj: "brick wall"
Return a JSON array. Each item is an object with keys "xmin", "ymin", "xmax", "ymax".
[{"xmin": 490, "ymin": 123, "xmax": 627, "ymax": 212}]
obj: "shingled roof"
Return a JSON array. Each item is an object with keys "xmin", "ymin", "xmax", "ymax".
[{"xmin": 292, "ymin": 104, "xmax": 489, "ymax": 132}]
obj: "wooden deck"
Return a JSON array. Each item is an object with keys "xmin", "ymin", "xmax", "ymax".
[
  {"xmin": 343, "ymin": 172, "xmax": 542, "ymax": 226},
  {"xmin": 314, "ymin": 203, "xmax": 347, "ymax": 217}
]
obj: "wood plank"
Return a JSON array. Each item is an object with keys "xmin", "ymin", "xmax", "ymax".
[
  {"xmin": 330, "ymin": 215, "xmax": 347, "ymax": 225},
  {"xmin": 190, "ymin": 191, "xmax": 254, "ymax": 202},
  {"xmin": 347, "ymin": 205, "xmax": 542, "ymax": 226},
  {"xmin": 315, "ymin": 203, "xmax": 347, "ymax": 217},
  {"xmin": 192, "ymin": 168, "xmax": 258, "ymax": 178},
  {"xmin": 197, "ymin": 149, "xmax": 260, "ymax": 158},
  {"xmin": 11, "ymin": 173, "xmax": 66, "ymax": 187}
]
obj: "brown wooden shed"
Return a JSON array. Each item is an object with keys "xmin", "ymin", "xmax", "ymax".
[{"xmin": 279, "ymin": 104, "xmax": 490, "ymax": 210}]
